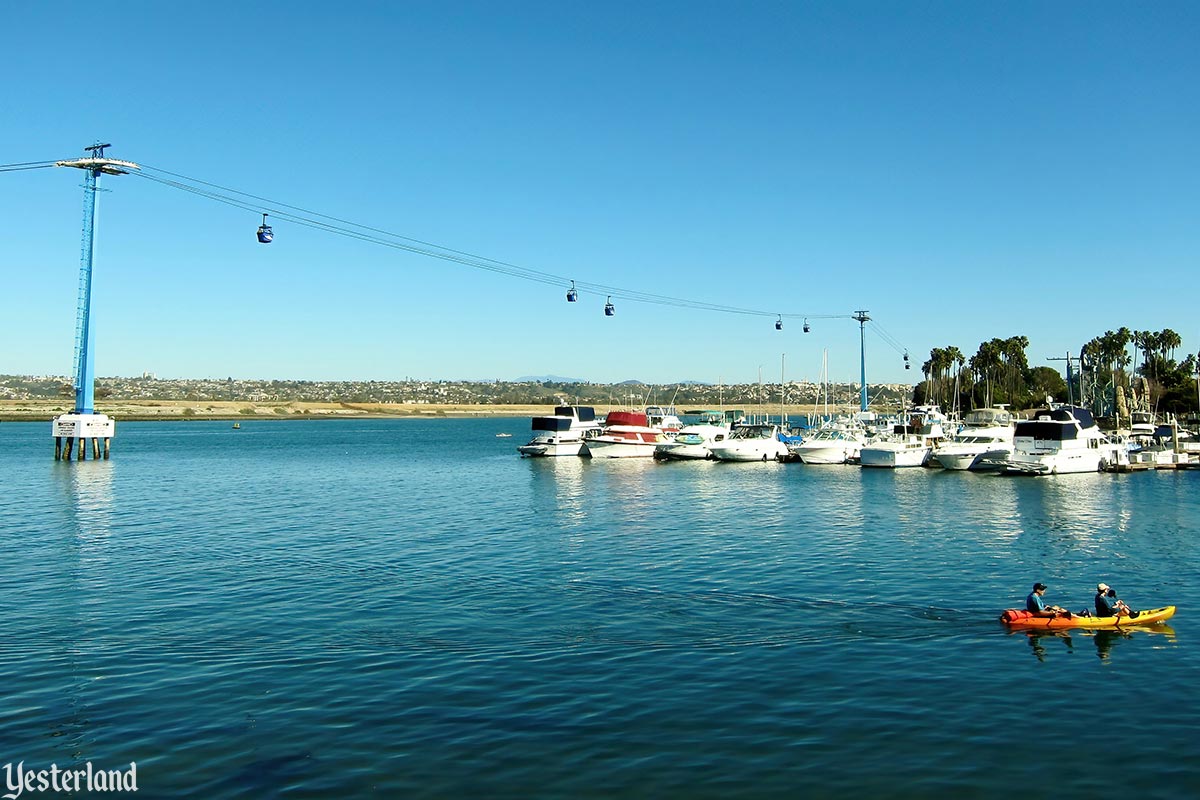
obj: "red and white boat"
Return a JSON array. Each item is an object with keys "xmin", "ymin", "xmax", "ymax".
[{"xmin": 584, "ymin": 407, "xmax": 681, "ymax": 458}]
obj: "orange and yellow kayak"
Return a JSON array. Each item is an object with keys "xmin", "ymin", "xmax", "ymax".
[{"xmin": 1000, "ymin": 605, "xmax": 1176, "ymax": 630}]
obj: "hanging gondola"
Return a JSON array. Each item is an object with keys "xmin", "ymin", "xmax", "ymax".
[
  {"xmin": 257, "ymin": 213, "xmax": 273, "ymax": 244},
  {"xmin": 803, "ymin": 318, "xmax": 811, "ymax": 333},
  {"xmin": 775, "ymin": 315, "xmax": 783, "ymax": 331},
  {"xmin": 604, "ymin": 296, "xmax": 615, "ymax": 316},
  {"xmin": 904, "ymin": 352, "xmax": 911, "ymax": 370},
  {"xmin": 566, "ymin": 281, "xmax": 578, "ymax": 302}
]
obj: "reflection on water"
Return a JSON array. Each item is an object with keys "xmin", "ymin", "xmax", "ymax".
[
  {"xmin": 54, "ymin": 459, "xmax": 116, "ymax": 541},
  {"xmin": 1019, "ymin": 624, "xmax": 1178, "ymax": 663},
  {"xmin": 527, "ymin": 456, "xmax": 589, "ymax": 527}
]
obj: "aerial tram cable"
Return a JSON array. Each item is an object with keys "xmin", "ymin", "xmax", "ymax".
[
  {"xmin": 115, "ymin": 162, "xmax": 908, "ymax": 348},
  {"xmin": 0, "ymin": 160, "xmax": 61, "ymax": 173}
]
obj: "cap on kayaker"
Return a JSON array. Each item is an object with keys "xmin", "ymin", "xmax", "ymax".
[
  {"xmin": 1033, "ymin": 582, "xmax": 1047, "ymax": 591},
  {"xmin": 1097, "ymin": 582, "xmax": 1110, "ymax": 593}
]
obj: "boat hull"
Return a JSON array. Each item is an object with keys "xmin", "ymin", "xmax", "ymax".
[
  {"xmin": 585, "ymin": 438, "xmax": 660, "ymax": 458},
  {"xmin": 709, "ymin": 443, "xmax": 788, "ymax": 462},
  {"xmin": 795, "ymin": 444, "xmax": 859, "ymax": 465},
  {"xmin": 517, "ymin": 439, "xmax": 587, "ymax": 457},
  {"xmin": 1001, "ymin": 606, "xmax": 1175, "ymax": 630},
  {"xmin": 934, "ymin": 447, "xmax": 1011, "ymax": 471},
  {"xmin": 860, "ymin": 446, "xmax": 930, "ymax": 468},
  {"xmin": 1002, "ymin": 449, "xmax": 1117, "ymax": 475},
  {"xmin": 654, "ymin": 443, "xmax": 712, "ymax": 460}
]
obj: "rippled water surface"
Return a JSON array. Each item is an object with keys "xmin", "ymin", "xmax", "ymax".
[{"xmin": 2, "ymin": 418, "xmax": 1198, "ymax": 798}]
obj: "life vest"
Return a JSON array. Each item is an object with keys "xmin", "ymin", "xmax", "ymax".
[{"xmin": 1000, "ymin": 609, "xmax": 1034, "ymax": 623}]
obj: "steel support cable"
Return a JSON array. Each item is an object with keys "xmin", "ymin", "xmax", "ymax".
[
  {"xmin": 130, "ymin": 165, "xmax": 858, "ymax": 321},
  {"xmin": 0, "ymin": 161, "xmax": 61, "ymax": 172}
]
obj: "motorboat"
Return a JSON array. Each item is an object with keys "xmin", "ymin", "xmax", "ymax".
[
  {"xmin": 645, "ymin": 405, "xmax": 683, "ymax": 435},
  {"xmin": 654, "ymin": 411, "xmax": 731, "ymax": 460},
  {"xmin": 860, "ymin": 405, "xmax": 948, "ymax": 468},
  {"xmin": 584, "ymin": 410, "xmax": 673, "ymax": 458},
  {"xmin": 1128, "ymin": 420, "xmax": 1200, "ymax": 467},
  {"xmin": 787, "ymin": 417, "xmax": 871, "ymax": 464},
  {"xmin": 1002, "ymin": 405, "xmax": 1124, "ymax": 475},
  {"xmin": 516, "ymin": 405, "xmax": 603, "ymax": 457},
  {"xmin": 932, "ymin": 406, "xmax": 1015, "ymax": 471},
  {"xmin": 708, "ymin": 422, "xmax": 791, "ymax": 462}
]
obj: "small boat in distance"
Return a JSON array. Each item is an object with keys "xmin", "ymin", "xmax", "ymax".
[
  {"xmin": 232, "ymin": 422, "xmax": 241, "ymax": 429},
  {"xmin": 495, "ymin": 433, "xmax": 512, "ymax": 438}
]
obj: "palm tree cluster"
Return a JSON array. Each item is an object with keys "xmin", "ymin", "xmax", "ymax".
[
  {"xmin": 911, "ymin": 328, "xmax": 1197, "ymax": 417},
  {"xmin": 1081, "ymin": 327, "xmax": 1197, "ymax": 416},
  {"xmin": 914, "ymin": 337, "xmax": 1036, "ymax": 410}
]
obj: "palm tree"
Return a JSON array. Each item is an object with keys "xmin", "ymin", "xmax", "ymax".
[{"xmin": 970, "ymin": 340, "xmax": 1003, "ymax": 407}]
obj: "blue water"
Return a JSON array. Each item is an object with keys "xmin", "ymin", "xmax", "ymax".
[{"xmin": 2, "ymin": 418, "xmax": 1198, "ymax": 798}]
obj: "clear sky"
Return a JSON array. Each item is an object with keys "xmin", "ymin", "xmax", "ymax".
[{"xmin": 2, "ymin": 2, "xmax": 1197, "ymax": 387}]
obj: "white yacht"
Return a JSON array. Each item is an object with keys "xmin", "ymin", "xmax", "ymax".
[
  {"xmin": 654, "ymin": 411, "xmax": 731, "ymax": 460},
  {"xmin": 788, "ymin": 417, "xmax": 871, "ymax": 465},
  {"xmin": 708, "ymin": 422, "xmax": 791, "ymax": 462},
  {"xmin": 516, "ymin": 405, "xmax": 603, "ymax": 457},
  {"xmin": 860, "ymin": 405, "xmax": 948, "ymax": 468},
  {"xmin": 932, "ymin": 406, "xmax": 1015, "ymax": 471},
  {"xmin": 1002, "ymin": 405, "xmax": 1124, "ymax": 475}
]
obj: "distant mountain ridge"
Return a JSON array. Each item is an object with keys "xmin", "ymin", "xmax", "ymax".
[
  {"xmin": 515, "ymin": 376, "xmax": 711, "ymax": 385},
  {"xmin": 515, "ymin": 375, "xmax": 588, "ymax": 383}
]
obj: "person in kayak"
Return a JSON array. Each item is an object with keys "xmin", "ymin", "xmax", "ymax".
[
  {"xmin": 1095, "ymin": 583, "xmax": 1136, "ymax": 618},
  {"xmin": 1026, "ymin": 582, "xmax": 1070, "ymax": 618}
]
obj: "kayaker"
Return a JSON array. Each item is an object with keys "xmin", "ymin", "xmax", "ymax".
[
  {"xmin": 1026, "ymin": 582, "xmax": 1070, "ymax": 618},
  {"xmin": 1095, "ymin": 583, "xmax": 1136, "ymax": 618}
]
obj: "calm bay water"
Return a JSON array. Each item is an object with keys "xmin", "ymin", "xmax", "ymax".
[{"xmin": 2, "ymin": 417, "xmax": 1198, "ymax": 798}]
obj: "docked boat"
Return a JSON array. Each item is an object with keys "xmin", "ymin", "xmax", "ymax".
[
  {"xmin": 1002, "ymin": 405, "xmax": 1124, "ymax": 475},
  {"xmin": 654, "ymin": 411, "xmax": 731, "ymax": 460},
  {"xmin": 859, "ymin": 405, "xmax": 948, "ymax": 468},
  {"xmin": 708, "ymin": 422, "xmax": 791, "ymax": 462},
  {"xmin": 932, "ymin": 406, "xmax": 1015, "ymax": 471},
  {"xmin": 584, "ymin": 410, "xmax": 674, "ymax": 458},
  {"xmin": 788, "ymin": 417, "xmax": 871, "ymax": 465},
  {"xmin": 516, "ymin": 405, "xmax": 603, "ymax": 457},
  {"xmin": 999, "ymin": 605, "xmax": 1175, "ymax": 630}
]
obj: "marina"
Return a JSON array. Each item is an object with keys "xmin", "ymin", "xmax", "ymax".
[{"xmin": 3, "ymin": 416, "xmax": 1198, "ymax": 798}]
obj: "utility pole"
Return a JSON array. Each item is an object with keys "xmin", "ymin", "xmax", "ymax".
[
  {"xmin": 51, "ymin": 143, "xmax": 139, "ymax": 460},
  {"xmin": 1047, "ymin": 352, "xmax": 1076, "ymax": 407}
]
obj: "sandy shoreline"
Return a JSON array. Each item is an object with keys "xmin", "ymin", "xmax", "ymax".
[{"xmin": 0, "ymin": 399, "xmax": 835, "ymax": 422}]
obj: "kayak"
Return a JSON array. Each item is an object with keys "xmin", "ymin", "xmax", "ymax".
[{"xmin": 999, "ymin": 606, "xmax": 1176, "ymax": 630}]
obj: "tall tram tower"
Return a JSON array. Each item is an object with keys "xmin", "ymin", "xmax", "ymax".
[
  {"xmin": 51, "ymin": 143, "xmax": 139, "ymax": 460},
  {"xmin": 853, "ymin": 310, "xmax": 870, "ymax": 412}
]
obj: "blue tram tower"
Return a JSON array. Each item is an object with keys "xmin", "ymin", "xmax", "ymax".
[{"xmin": 51, "ymin": 144, "xmax": 139, "ymax": 460}]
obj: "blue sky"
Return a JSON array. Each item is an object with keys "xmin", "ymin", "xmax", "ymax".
[{"xmin": 2, "ymin": 2, "xmax": 1197, "ymax": 386}]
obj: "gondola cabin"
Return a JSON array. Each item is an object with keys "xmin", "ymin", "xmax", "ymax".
[{"xmin": 257, "ymin": 213, "xmax": 273, "ymax": 244}]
